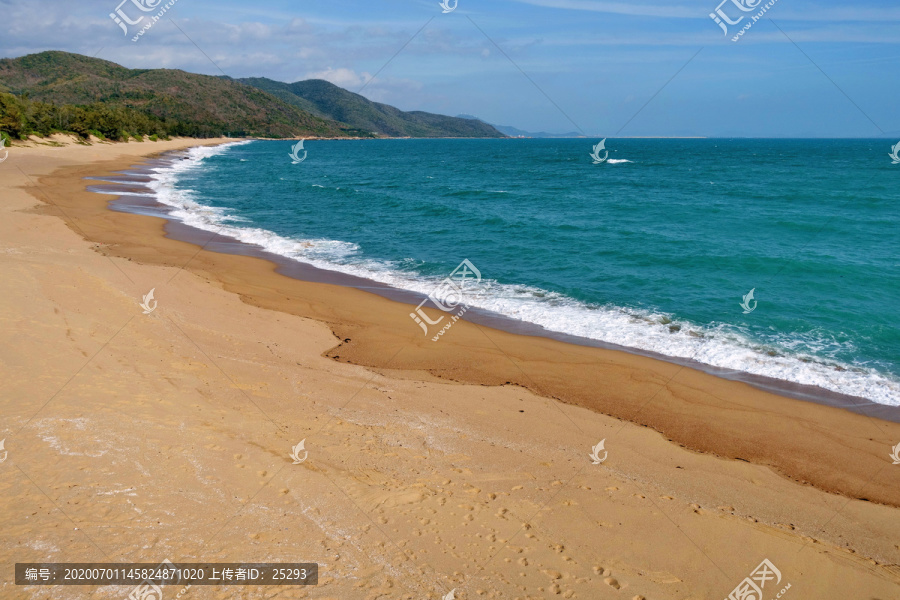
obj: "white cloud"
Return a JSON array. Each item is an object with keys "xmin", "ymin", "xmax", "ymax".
[
  {"xmin": 303, "ymin": 67, "xmax": 372, "ymax": 88},
  {"xmin": 507, "ymin": 0, "xmax": 900, "ymax": 22},
  {"xmin": 507, "ymin": 0, "xmax": 699, "ymax": 19}
]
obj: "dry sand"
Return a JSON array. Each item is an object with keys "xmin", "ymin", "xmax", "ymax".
[{"xmin": 0, "ymin": 135, "xmax": 898, "ymax": 599}]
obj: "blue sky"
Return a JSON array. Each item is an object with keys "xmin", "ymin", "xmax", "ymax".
[{"xmin": 1, "ymin": 0, "xmax": 899, "ymax": 137}]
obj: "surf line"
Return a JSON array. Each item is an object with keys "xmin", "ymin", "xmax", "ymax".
[{"xmin": 731, "ymin": 0, "xmax": 780, "ymax": 42}]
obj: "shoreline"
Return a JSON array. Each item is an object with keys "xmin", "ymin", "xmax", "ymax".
[
  {"xmin": 102, "ymin": 148, "xmax": 900, "ymax": 423},
  {"xmin": 31, "ymin": 140, "xmax": 900, "ymax": 507},
  {"xmin": 3, "ymin": 137, "xmax": 899, "ymax": 599}
]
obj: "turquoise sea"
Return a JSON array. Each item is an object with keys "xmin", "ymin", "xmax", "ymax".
[{"xmin": 102, "ymin": 139, "xmax": 900, "ymax": 405}]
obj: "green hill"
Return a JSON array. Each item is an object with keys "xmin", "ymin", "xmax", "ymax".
[
  {"xmin": 0, "ymin": 51, "xmax": 505, "ymax": 141},
  {"xmin": 239, "ymin": 77, "xmax": 505, "ymax": 138},
  {"xmin": 0, "ymin": 51, "xmax": 348, "ymax": 139}
]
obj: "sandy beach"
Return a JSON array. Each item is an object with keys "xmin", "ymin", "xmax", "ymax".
[{"xmin": 1, "ymin": 136, "xmax": 899, "ymax": 599}]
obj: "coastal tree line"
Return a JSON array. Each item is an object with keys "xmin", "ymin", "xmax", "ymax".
[{"xmin": 0, "ymin": 92, "xmax": 241, "ymax": 141}]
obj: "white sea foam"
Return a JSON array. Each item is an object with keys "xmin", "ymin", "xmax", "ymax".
[
  {"xmin": 607, "ymin": 159, "xmax": 632, "ymax": 164},
  {"xmin": 134, "ymin": 141, "xmax": 900, "ymax": 407},
  {"xmin": 89, "ymin": 188, "xmax": 157, "ymax": 198}
]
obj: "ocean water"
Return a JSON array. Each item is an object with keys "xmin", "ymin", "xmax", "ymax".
[{"xmin": 122, "ymin": 139, "xmax": 900, "ymax": 405}]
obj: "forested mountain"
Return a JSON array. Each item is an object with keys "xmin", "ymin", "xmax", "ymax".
[
  {"xmin": 239, "ymin": 77, "xmax": 505, "ymax": 138},
  {"xmin": 0, "ymin": 51, "xmax": 344, "ymax": 140},
  {"xmin": 0, "ymin": 51, "xmax": 505, "ymax": 141}
]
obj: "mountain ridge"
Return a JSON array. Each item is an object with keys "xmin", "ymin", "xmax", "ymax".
[
  {"xmin": 0, "ymin": 51, "xmax": 343, "ymax": 139},
  {"xmin": 0, "ymin": 51, "xmax": 504, "ymax": 140},
  {"xmin": 238, "ymin": 77, "xmax": 505, "ymax": 138}
]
